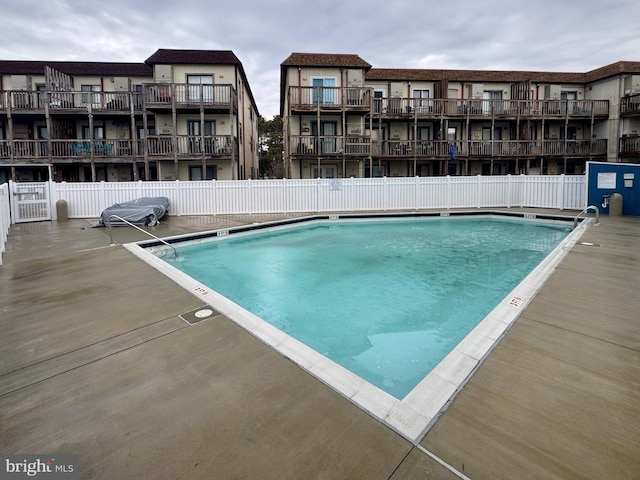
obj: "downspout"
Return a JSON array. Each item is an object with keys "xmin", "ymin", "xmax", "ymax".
[
  {"xmin": 341, "ymin": 68, "xmax": 345, "ymax": 178},
  {"xmin": 235, "ymin": 65, "xmax": 241, "ymax": 179}
]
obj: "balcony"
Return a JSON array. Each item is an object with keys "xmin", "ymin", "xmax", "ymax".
[
  {"xmin": 0, "ymin": 135, "xmax": 235, "ymax": 162},
  {"xmin": 0, "ymin": 85, "xmax": 238, "ymax": 114},
  {"xmin": 290, "ymin": 135, "xmax": 370, "ymax": 156},
  {"xmin": 0, "ymin": 91, "xmax": 144, "ymax": 113},
  {"xmin": 372, "ymin": 139, "xmax": 607, "ymax": 158},
  {"xmin": 620, "ymin": 94, "xmax": 640, "ymax": 116},
  {"xmin": 369, "ymin": 98, "xmax": 609, "ymax": 119},
  {"xmin": 619, "ymin": 136, "xmax": 640, "ymax": 157},
  {"xmin": 288, "ymin": 87, "xmax": 372, "ymax": 111},
  {"xmin": 143, "ymin": 84, "xmax": 238, "ymax": 111},
  {"xmin": 147, "ymin": 135, "xmax": 234, "ymax": 156}
]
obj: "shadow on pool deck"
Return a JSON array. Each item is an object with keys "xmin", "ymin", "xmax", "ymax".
[{"xmin": 1, "ymin": 210, "xmax": 638, "ymax": 479}]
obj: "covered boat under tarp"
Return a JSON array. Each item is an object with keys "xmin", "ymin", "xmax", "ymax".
[{"xmin": 98, "ymin": 197, "xmax": 170, "ymax": 227}]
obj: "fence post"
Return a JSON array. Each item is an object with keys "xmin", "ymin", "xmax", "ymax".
[
  {"xmin": 49, "ymin": 180, "xmax": 57, "ymax": 221},
  {"xmin": 99, "ymin": 181, "xmax": 107, "ymax": 216},
  {"xmin": 476, "ymin": 175, "xmax": 481, "ymax": 208},
  {"xmin": 558, "ymin": 174, "xmax": 565, "ymax": 210},
  {"xmin": 506, "ymin": 174, "xmax": 512, "ymax": 208},
  {"xmin": 383, "ymin": 176, "xmax": 388, "ymax": 211},
  {"xmin": 281, "ymin": 178, "xmax": 287, "ymax": 214},
  {"xmin": 520, "ymin": 174, "xmax": 525, "ymax": 208}
]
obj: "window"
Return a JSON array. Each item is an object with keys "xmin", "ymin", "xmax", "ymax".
[
  {"xmin": 82, "ymin": 125, "xmax": 104, "ymax": 140},
  {"xmin": 189, "ymin": 165, "xmax": 217, "ymax": 180},
  {"xmin": 81, "ymin": 85, "xmax": 101, "ymax": 106},
  {"xmin": 312, "ymin": 77, "xmax": 336, "ymax": 104},
  {"xmin": 412, "ymin": 89, "xmax": 431, "ymax": 111},
  {"xmin": 482, "ymin": 90, "xmax": 502, "ymax": 114},
  {"xmin": 311, "ymin": 165, "xmax": 336, "ymax": 178},
  {"xmin": 187, "ymin": 75, "xmax": 214, "ymax": 102},
  {"xmin": 311, "ymin": 121, "xmax": 337, "ymax": 153},
  {"xmin": 373, "ymin": 90, "xmax": 384, "ymax": 113},
  {"xmin": 187, "ymin": 120, "xmax": 215, "ymax": 153},
  {"xmin": 365, "ymin": 165, "xmax": 385, "ymax": 178}
]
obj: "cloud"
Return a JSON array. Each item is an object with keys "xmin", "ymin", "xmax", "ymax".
[{"xmin": 1, "ymin": 0, "xmax": 639, "ymax": 118}]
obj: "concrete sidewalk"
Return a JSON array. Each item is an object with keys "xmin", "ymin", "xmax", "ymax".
[{"xmin": 1, "ymin": 211, "xmax": 638, "ymax": 479}]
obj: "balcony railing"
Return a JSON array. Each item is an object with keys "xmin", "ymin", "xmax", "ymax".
[
  {"xmin": 290, "ymin": 135, "xmax": 371, "ymax": 155},
  {"xmin": 0, "ymin": 136, "xmax": 235, "ymax": 160},
  {"xmin": 370, "ymin": 98, "xmax": 609, "ymax": 118},
  {"xmin": 0, "ymin": 91, "xmax": 144, "ymax": 112},
  {"xmin": 288, "ymin": 87, "xmax": 372, "ymax": 109},
  {"xmin": 143, "ymin": 84, "xmax": 238, "ymax": 109},
  {"xmin": 621, "ymin": 94, "xmax": 640, "ymax": 115},
  {"xmin": 147, "ymin": 135, "xmax": 234, "ymax": 156},
  {"xmin": 287, "ymin": 137, "xmax": 607, "ymax": 158},
  {"xmin": 0, "ymin": 84, "xmax": 237, "ymax": 112},
  {"xmin": 619, "ymin": 136, "xmax": 640, "ymax": 156},
  {"xmin": 373, "ymin": 139, "xmax": 608, "ymax": 157}
]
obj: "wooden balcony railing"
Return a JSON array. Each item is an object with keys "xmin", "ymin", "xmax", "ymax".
[
  {"xmin": 0, "ymin": 91, "xmax": 144, "ymax": 112},
  {"xmin": 0, "ymin": 136, "xmax": 235, "ymax": 160},
  {"xmin": 288, "ymin": 137, "xmax": 607, "ymax": 158},
  {"xmin": 0, "ymin": 85, "xmax": 237, "ymax": 112},
  {"xmin": 290, "ymin": 135, "xmax": 371, "ymax": 155},
  {"xmin": 146, "ymin": 135, "xmax": 234, "ymax": 156},
  {"xmin": 619, "ymin": 136, "xmax": 640, "ymax": 155},
  {"xmin": 369, "ymin": 98, "xmax": 609, "ymax": 118},
  {"xmin": 288, "ymin": 87, "xmax": 372, "ymax": 109},
  {"xmin": 143, "ymin": 84, "xmax": 238, "ymax": 109},
  {"xmin": 620, "ymin": 94, "xmax": 640, "ymax": 115},
  {"xmin": 371, "ymin": 139, "xmax": 608, "ymax": 157}
]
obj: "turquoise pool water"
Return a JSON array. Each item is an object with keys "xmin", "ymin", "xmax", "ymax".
[{"xmin": 164, "ymin": 217, "xmax": 569, "ymax": 398}]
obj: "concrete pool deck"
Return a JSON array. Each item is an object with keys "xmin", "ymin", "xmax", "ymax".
[{"xmin": 1, "ymin": 209, "xmax": 639, "ymax": 479}]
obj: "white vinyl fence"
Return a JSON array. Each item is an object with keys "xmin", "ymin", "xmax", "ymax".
[
  {"xmin": 0, "ymin": 183, "xmax": 11, "ymax": 265},
  {"xmin": 52, "ymin": 175, "xmax": 586, "ymax": 219}
]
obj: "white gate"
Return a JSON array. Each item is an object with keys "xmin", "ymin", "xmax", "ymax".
[{"xmin": 9, "ymin": 181, "xmax": 52, "ymax": 223}]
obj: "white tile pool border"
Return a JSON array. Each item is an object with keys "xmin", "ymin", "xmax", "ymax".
[{"xmin": 124, "ymin": 213, "xmax": 591, "ymax": 444}]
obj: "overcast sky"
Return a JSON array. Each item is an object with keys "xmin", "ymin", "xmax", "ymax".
[{"xmin": 2, "ymin": 0, "xmax": 639, "ymax": 118}]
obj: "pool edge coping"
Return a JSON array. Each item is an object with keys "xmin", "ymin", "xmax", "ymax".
[{"xmin": 123, "ymin": 210, "xmax": 589, "ymax": 444}]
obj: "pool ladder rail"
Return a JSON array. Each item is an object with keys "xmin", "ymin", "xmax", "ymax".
[
  {"xmin": 106, "ymin": 214, "xmax": 177, "ymax": 257},
  {"xmin": 573, "ymin": 205, "xmax": 600, "ymax": 228}
]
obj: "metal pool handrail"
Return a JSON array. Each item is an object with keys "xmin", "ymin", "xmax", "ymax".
[
  {"xmin": 573, "ymin": 205, "xmax": 600, "ymax": 228},
  {"xmin": 107, "ymin": 214, "xmax": 177, "ymax": 257}
]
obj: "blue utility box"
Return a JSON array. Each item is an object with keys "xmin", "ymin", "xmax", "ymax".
[{"xmin": 586, "ymin": 162, "xmax": 640, "ymax": 216}]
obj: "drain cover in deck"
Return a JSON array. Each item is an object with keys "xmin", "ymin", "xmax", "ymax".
[{"xmin": 180, "ymin": 306, "xmax": 221, "ymax": 325}]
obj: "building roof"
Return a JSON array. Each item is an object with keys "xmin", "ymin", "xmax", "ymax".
[
  {"xmin": 144, "ymin": 49, "xmax": 242, "ymax": 66},
  {"xmin": 583, "ymin": 61, "xmax": 640, "ymax": 82},
  {"xmin": 0, "ymin": 60, "xmax": 152, "ymax": 77},
  {"xmin": 366, "ymin": 61, "xmax": 640, "ymax": 84},
  {"xmin": 281, "ymin": 53, "xmax": 372, "ymax": 70},
  {"xmin": 365, "ymin": 68, "xmax": 585, "ymax": 84}
]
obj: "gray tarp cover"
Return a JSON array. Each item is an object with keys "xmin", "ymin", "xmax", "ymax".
[{"xmin": 98, "ymin": 197, "xmax": 170, "ymax": 226}]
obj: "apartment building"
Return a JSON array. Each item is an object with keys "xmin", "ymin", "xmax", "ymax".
[
  {"xmin": 0, "ymin": 49, "xmax": 260, "ymax": 183},
  {"xmin": 281, "ymin": 53, "xmax": 640, "ymax": 179}
]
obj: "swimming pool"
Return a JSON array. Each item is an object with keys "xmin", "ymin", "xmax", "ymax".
[{"xmin": 126, "ymin": 212, "xmax": 589, "ymax": 442}]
